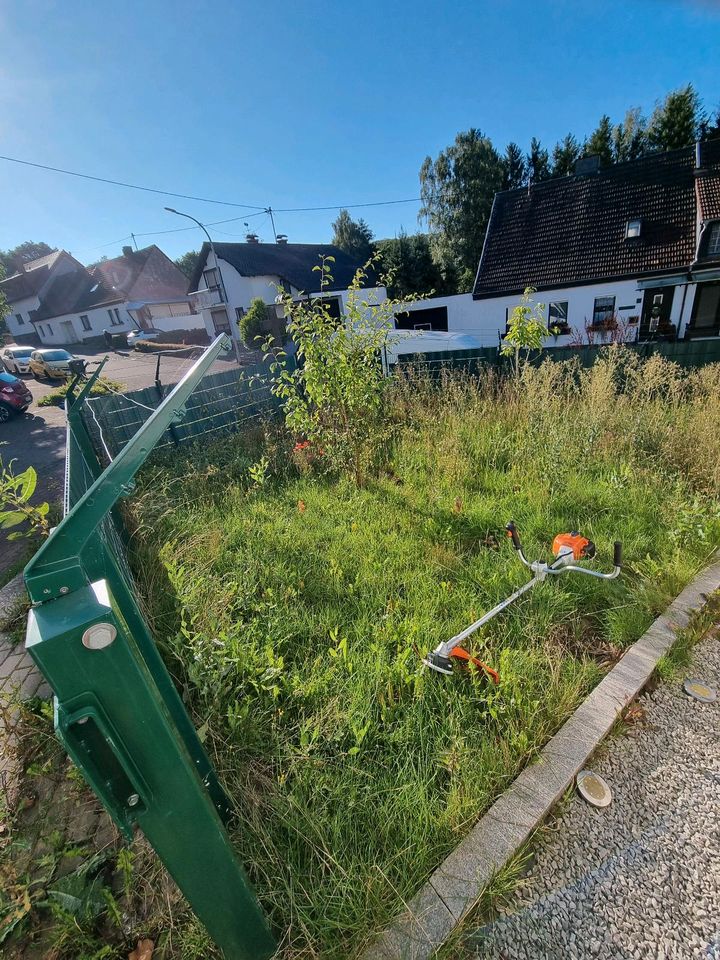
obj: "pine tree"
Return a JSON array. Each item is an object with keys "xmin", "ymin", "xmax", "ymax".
[
  {"xmin": 612, "ymin": 107, "xmax": 647, "ymax": 162},
  {"xmin": 331, "ymin": 210, "xmax": 374, "ymax": 262},
  {"xmin": 550, "ymin": 134, "xmax": 581, "ymax": 177},
  {"xmin": 647, "ymin": 84, "xmax": 701, "ymax": 151},
  {"xmin": 527, "ymin": 137, "xmax": 551, "ymax": 183},
  {"xmin": 502, "ymin": 142, "xmax": 527, "ymax": 189},
  {"xmin": 585, "ymin": 115, "xmax": 614, "ymax": 167}
]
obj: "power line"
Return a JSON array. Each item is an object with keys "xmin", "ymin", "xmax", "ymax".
[
  {"xmin": 0, "ymin": 153, "xmax": 422, "ymax": 214},
  {"xmin": 92, "ymin": 210, "xmax": 268, "ymax": 250},
  {"xmin": 0, "ymin": 154, "xmax": 266, "ymax": 210}
]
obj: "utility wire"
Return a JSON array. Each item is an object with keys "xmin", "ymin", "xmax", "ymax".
[
  {"xmin": 0, "ymin": 153, "xmax": 422, "ymax": 214},
  {"xmin": 0, "ymin": 154, "xmax": 266, "ymax": 210}
]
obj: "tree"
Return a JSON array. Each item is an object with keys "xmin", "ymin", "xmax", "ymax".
[
  {"xmin": 0, "ymin": 241, "xmax": 55, "ymax": 277},
  {"xmin": 501, "ymin": 287, "xmax": 548, "ymax": 380},
  {"xmin": 502, "ymin": 142, "xmax": 527, "ymax": 190},
  {"xmin": 331, "ymin": 210, "xmax": 374, "ymax": 263},
  {"xmin": 551, "ymin": 134, "xmax": 581, "ymax": 177},
  {"xmin": 647, "ymin": 84, "xmax": 702, "ymax": 151},
  {"xmin": 265, "ymin": 256, "xmax": 405, "ymax": 486},
  {"xmin": 375, "ymin": 232, "xmax": 450, "ymax": 299},
  {"xmin": 419, "ymin": 128, "xmax": 504, "ymax": 290},
  {"xmin": 704, "ymin": 102, "xmax": 720, "ymax": 140},
  {"xmin": 239, "ymin": 297, "xmax": 268, "ymax": 347},
  {"xmin": 174, "ymin": 250, "xmax": 199, "ymax": 279},
  {"xmin": 612, "ymin": 107, "xmax": 647, "ymax": 162},
  {"xmin": 585, "ymin": 115, "xmax": 614, "ymax": 167},
  {"xmin": 527, "ymin": 138, "xmax": 551, "ymax": 183}
]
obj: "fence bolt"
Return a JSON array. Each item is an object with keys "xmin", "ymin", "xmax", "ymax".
[
  {"xmin": 81, "ymin": 622, "xmax": 117, "ymax": 650},
  {"xmin": 60, "ymin": 586, "xmax": 69, "ymax": 594},
  {"xmin": 127, "ymin": 793, "xmax": 140, "ymax": 807}
]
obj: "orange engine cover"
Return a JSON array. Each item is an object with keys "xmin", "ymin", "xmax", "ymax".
[{"xmin": 552, "ymin": 532, "xmax": 596, "ymax": 561}]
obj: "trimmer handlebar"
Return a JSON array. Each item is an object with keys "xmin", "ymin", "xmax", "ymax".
[
  {"xmin": 505, "ymin": 521, "xmax": 523, "ymax": 551},
  {"xmin": 613, "ymin": 541, "xmax": 623, "ymax": 568}
]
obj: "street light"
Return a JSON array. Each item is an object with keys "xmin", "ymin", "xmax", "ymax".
[{"xmin": 164, "ymin": 207, "xmax": 238, "ymax": 361}]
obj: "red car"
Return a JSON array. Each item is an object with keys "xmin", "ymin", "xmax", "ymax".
[{"xmin": 0, "ymin": 371, "xmax": 33, "ymax": 422}]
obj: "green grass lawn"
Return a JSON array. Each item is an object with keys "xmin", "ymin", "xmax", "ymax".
[{"xmin": 131, "ymin": 350, "xmax": 720, "ymax": 959}]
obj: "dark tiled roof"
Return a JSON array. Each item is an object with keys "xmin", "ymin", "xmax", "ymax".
[
  {"xmin": 32, "ymin": 271, "xmax": 121, "ymax": 321},
  {"xmin": 91, "ymin": 247, "xmax": 154, "ymax": 294},
  {"xmin": 189, "ymin": 242, "xmax": 369, "ymax": 295},
  {"xmin": 0, "ymin": 264, "xmax": 51, "ymax": 302},
  {"xmin": 473, "ymin": 139, "xmax": 720, "ymax": 298}
]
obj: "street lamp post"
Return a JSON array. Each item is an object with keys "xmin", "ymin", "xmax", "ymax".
[{"xmin": 164, "ymin": 207, "xmax": 239, "ymax": 363}]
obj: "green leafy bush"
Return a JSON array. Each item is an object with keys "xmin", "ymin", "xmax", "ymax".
[
  {"xmin": 37, "ymin": 376, "xmax": 125, "ymax": 407},
  {"xmin": 238, "ymin": 297, "xmax": 268, "ymax": 347},
  {"xmin": 0, "ymin": 460, "xmax": 49, "ymax": 540}
]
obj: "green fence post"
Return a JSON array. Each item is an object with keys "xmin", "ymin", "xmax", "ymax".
[{"xmin": 24, "ymin": 336, "xmax": 276, "ymax": 960}]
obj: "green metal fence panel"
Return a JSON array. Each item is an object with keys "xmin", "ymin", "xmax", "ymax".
[{"xmin": 24, "ymin": 338, "xmax": 277, "ymax": 960}]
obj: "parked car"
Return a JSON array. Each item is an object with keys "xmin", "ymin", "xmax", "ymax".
[
  {"xmin": 28, "ymin": 348, "xmax": 76, "ymax": 380},
  {"xmin": 0, "ymin": 371, "xmax": 33, "ymax": 421},
  {"xmin": 127, "ymin": 327, "xmax": 163, "ymax": 346},
  {"xmin": 1, "ymin": 346, "xmax": 35, "ymax": 375}
]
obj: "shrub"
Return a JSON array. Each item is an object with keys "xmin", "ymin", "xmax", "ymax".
[
  {"xmin": 239, "ymin": 297, "xmax": 268, "ymax": 347},
  {"xmin": 37, "ymin": 376, "xmax": 125, "ymax": 407}
]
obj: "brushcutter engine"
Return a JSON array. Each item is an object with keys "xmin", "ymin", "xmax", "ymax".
[{"xmin": 422, "ymin": 522, "xmax": 622, "ymax": 681}]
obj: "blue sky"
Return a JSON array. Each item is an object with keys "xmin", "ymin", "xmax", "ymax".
[{"xmin": 0, "ymin": 0, "xmax": 718, "ymax": 265}]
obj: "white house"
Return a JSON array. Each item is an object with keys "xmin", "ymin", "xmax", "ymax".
[
  {"xmin": 0, "ymin": 250, "xmax": 84, "ymax": 342},
  {"xmin": 1, "ymin": 244, "xmax": 197, "ymax": 346},
  {"xmin": 392, "ymin": 139, "xmax": 720, "ymax": 350},
  {"xmin": 187, "ymin": 238, "xmax": 387, "ymax": 345},
  {"xmin": 470, "ymin": 139, "xmax": 720, "ymax": 345}
]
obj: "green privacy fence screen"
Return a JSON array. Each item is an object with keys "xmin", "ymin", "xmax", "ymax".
[
  {"xmin": 391, "ymin": 336, "xmax": 720, "ymax": 374},
  {"xmin": 24, "ymin": 337, "xmax": 276, "ymax": 960}
]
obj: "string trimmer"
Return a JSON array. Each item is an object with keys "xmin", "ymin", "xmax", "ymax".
[{"xmin": 423, "ymin": 522, "xmax": 622, "ymax": 681}]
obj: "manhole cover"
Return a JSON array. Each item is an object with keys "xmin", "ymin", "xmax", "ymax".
[
  {"xmin": 683, "ymin": 678, "xmax": 717, "ymax": 703},
  {"xmin": 576, "ymin": 769, "xmax": 613, "ymax": 808}
]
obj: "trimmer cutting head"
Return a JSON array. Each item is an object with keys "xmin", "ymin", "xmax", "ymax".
[{"xmin": 422, "ymin": 651, "xmax": 454, "ymax": 674}]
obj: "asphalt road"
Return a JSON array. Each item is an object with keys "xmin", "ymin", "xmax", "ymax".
[{"xmin": 0, "ymin": 343, "xmax": 238, "ymax": 579}]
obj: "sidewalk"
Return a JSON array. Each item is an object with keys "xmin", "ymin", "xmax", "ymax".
[
  {"xmin": 0, "ymin": 573, "xmax": 50, "ymax": 807},
  {"xmin": 464, "ymin": 626, "xmax": 720, "ymax": 960}
]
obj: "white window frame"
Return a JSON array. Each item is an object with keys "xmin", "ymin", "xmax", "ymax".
[
  {"xmin": 80, "ymin": 314, "xmax": 91, "ymax": 331},
  {"xmin": 708, "ymin": 222, "xmax": 720, "ymax": 258},
  {"xmin": 15, "ymin": 312, "xmax": 24, "ymax": 326}
]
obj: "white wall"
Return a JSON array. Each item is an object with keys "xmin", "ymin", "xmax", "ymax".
[
  {"xmin": 395, "ymin": 293, "xmax": 501, "ymax": 346},
  {"xmin": 34, "ymin": 304, "xmax": 134, "ymax": 345},
  {"xmin": 5, "ymin": 295, "xmax": 40, "ymax": 339},
  {"xmin": 150, "ymin": 313, "xmax": 205, "ymax": 333}
]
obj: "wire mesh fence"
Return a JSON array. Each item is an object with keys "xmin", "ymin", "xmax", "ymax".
[{"xmin": 80, "ymin": 358, "xmax": 279, "ymax": 462}]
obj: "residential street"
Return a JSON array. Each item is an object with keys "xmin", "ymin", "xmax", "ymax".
[
  {"xmin": 0, "ymin": 343, "xmax": 237, "ymax": 580},
  {"xmin": 467, "ymin": 627, "xmax": 720, "ymax": 960}
]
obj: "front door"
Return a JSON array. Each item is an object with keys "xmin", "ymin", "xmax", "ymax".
[
  {"xmin": 640, "ymin": 287, "xmax": 675, "ymax": 340},
  {"xmin": 687, "ymin": 282, "xmax": 720, "ymax": 338},
  {"xmin": 640, "ymin": 287, "xmax": 674, "ymax": 340},
  {"xmin": 61, "ymin": 320, "xmax": 78, "ymax": 344}
]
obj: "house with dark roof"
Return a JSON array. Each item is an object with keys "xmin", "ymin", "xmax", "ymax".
[
  {"xmin": 1, "ymin": 244, "xmax": 196, "ymax": 346},
  {"xmin": 188, "ymin": 238, "xmax": 385, "ymax": 340},
  {"xmin": 0, "ymin": 250, "xmax": 85, "ymax": 342},
  {"xmin": 470, "ymin": 138, "xmax": 720, "ymax": 343}
]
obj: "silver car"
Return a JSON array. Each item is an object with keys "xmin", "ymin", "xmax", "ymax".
[{"xmin": 2, "ymin": 346, "xmax": 34, "ymax": 375}]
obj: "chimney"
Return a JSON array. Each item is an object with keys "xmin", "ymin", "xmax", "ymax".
[
  {"xmin": 574, "ymin": 155, "xmax": 601, "ymax": 177},
  {"xmin": 695, "ymin": 138, "xmax": 705, "ymax": 171},
  {"xmin": 276, "ymin": 234, "xmax": 288, "ymax": 244},
  {"xmin": 122, "ymin": 245, "xmax": 133, "ymax": 256},
  {"xmin": 246, "ymin": 233, "xmax": 260, "ymax": 243}
]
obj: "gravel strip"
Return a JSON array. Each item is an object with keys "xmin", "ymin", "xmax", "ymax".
[{"xmin": 466, "ymin": 629, "xmax": 720, "ymax": 960}]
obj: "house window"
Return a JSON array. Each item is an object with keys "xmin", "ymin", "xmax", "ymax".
[
  {"xmin": 80, "ymin": 314, "xmax": 91, "ymax": 331},
  {"xmin": 46, "ymin": 323, "xmax": 53, "ymax": 336},
  {"xmin": 108, "ymin": 309, "xmax": 115, "ymax": 326},
  {"xmin": 38, "ymin": 324, "xmax": 45, "ymax": 337},
  {"xmin": 593, "ymin": 296, "xmax": 616, "ymax": 325},
  {"xmin": 114, "ymin": 308, "xmax": 122, "ymax": 325},
  {"xmin": 625, "ymin": 219, "xmax": 642, "ymax": 239},
  {"xmin": 548, "ymin": 301, "xmax": 569, "ymax": 329},
  {"xmin": 15, "ymin": 312, "xmax": 24, "ymax": 326},
  {"xmin": 235, "ymin": 307, "xmax": 245, "ymax": 324},
  {"xmin": 203, "ymin": 268, "xmax": 223, "ymax": 302},
  {"xmin": 707, "ymin": 222, "xmax": 720, "ymax": 258},
  {"xmin": 210, "ymin": 308, "xmax": 231, "ymax": 334}
]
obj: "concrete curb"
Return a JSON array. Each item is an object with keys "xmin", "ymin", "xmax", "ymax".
[{"xmin": 360, "ymin": 555, "xmax": 720, "ymax": 960}]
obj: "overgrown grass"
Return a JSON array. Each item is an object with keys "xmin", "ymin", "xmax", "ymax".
[
  {"xmin": 130, "ymin": 349, "xmax": 720, "ymax": 958},
  {"xmin": 37, "ymin": 376, "xmax": 125, "ymax": 407}
]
